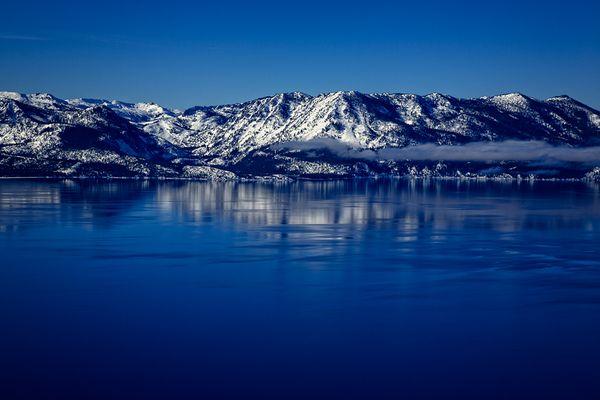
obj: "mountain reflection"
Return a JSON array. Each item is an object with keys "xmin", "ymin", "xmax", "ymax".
[
  {"xmin": 154, "ymin": 180, "xmax": 600, "ymax": 233},
  {"xmin": 2, "ymin": 179, "xmax": 597, "ymax": 234},
  {"xmin": 0, "ymin": 180, "xmax": 153, "ymax": 232}
]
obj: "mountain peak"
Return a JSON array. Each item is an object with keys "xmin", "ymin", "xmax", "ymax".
[
  {"xmin": 0, "ymin": 91, "xmax": 26, "ymax": 102},
  {"xmin": 424, "ymin": 92, "xmax": 457, "ymax": 104},
  {"xmin": 489, "ymin": 92, "xmax": 530, "ymax": 100},
  {"xmin": 546, "ymin": 95, "xmax": 576, "ymax": 102},
  {"xmin": 277, "ymin": 91, "xmax": 311, "ymax": 99}
]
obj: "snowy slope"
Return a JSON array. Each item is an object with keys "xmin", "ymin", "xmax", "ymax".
[
  {"xmin": 1, "ymin": 90, "xmax": 599, "ymax": 179},
  {"xmin": 136, "ymin": 91, "xmax": 599, "ymax": 163}
]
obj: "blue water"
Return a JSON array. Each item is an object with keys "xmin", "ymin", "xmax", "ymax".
[{"xmin": 1, "ymin": 179, "xmax": 599, "ymax": 399}]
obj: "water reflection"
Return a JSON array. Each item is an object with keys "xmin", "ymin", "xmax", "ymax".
[
  {"xmin": 1, "ymin": 179, "xmax": 598, "ymax": 234},
  {"xmin": 2, "ymin": 179, "xmax": 599, "ymax": 280},
  {"xmin": 157, "ymin": 179, "xmax": 600, "ymax": 232}
]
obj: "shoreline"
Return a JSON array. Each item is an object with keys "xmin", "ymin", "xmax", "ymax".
[{"xmin": 0, "ymin": 175, "xmax": 598, "ymax": 183}]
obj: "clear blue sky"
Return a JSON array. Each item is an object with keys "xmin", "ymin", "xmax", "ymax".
[{"xmin": 1, "ymin": 0, "xmax": 599, "ymax": 109}]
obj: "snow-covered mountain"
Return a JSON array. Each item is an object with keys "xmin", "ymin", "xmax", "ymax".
[{"xmin": 1, "ymin": 90, "xmax": 599, "ymax": 179}]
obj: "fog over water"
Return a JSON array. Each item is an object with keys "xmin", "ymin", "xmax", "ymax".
[{"xmin": 274, "ymin": 139, "xmax": 600, "ymax": 164}]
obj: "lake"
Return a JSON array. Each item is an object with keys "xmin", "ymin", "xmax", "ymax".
[{"xmin": 1, "ymin": 179, "xmax": 599, "ymax": 399}]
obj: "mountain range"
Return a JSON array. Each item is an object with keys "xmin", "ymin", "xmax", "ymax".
[{"xmin": 1, "ymin": 90, "xmax": 599, "ymax": 180}]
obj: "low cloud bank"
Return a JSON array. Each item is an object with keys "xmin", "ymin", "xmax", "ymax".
[{"xmin": 272, "ymin": 139, "xmax": 600, "ymax": 163}]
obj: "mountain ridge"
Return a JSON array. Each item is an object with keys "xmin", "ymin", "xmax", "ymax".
[
  {"xmin": 1, "ymin": 90, "xmax": 599, "ymax": 180},
  {"xmin": 4, "ymin": 90, "xmax": 598, "ymax": 115}
]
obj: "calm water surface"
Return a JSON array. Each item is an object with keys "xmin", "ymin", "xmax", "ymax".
[{"xmin": 1, "ymin": 179, "xmax": 599, "ymax": 399}]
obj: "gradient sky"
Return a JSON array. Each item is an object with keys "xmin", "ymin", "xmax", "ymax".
[{"xmin": 1, "ymin": 0, "xmax": 599, "ymax": 109}]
